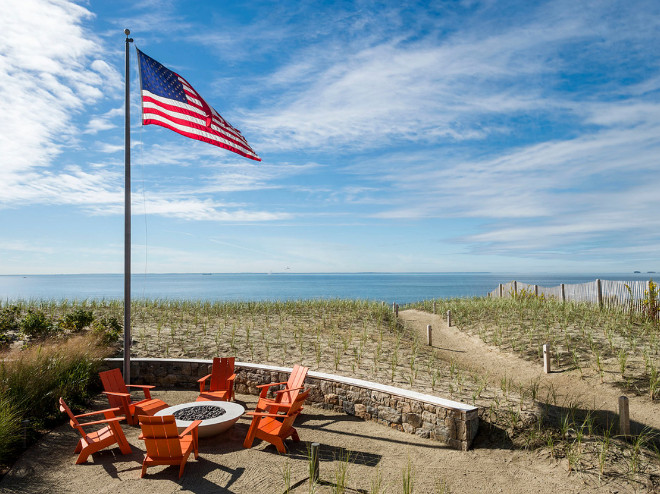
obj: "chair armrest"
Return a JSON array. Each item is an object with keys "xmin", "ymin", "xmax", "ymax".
[
  {"xmin": 126, "ymin": 384, "xmax": 154, "ymax": 399},
  {"xmin": 257, "ymin": 398, "xmax": 292, "ymax": 410},
  {"xmin": 274, "ymin": 386, "xmax": 304, "ymax": 396},
  {"xmin": 256, "ymin": 381, "xmax": 286, "ymax": 389},
  {"xmin": 78, "ymin": 416, "xmax": 127, "ymax": 427},
  {"xmin": 74, "ymin": 407, "xmax": 123, "ymax": 419},
  {"xmin": 126, "ymin": 384, "xmax": 155, "ymax": 390},
  {"xmin": 197, "ymin": 374, "xmax": 211, "ymax": 393},
  {"xmin": 247, "ymin": 411, "xmax": 299, "ymax": 419},
  {"xmin": 179, "ymin": 420, "xmax": 202, "ymax": 437},
  {"xmin": 103, "ymin": 391, "xmax": 130, "ymax": 398},
  {"xmin": 227, "ymin": 374, "xmax": 236, "ymax": 382}
]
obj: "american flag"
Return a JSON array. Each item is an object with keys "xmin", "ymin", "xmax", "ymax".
[{"xmin": 136, "ymin": 48, "xmax": 260, "ymax": 161}]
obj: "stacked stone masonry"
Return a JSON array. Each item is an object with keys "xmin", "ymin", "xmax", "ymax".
[{"xmin": 104, "ymin": 358, "xmax": 479, "ymax": 451}]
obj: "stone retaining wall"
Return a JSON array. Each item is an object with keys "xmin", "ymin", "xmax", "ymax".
[{"xmin": 103, "ymin": 358, "xmax": 479, "ymax": 451}]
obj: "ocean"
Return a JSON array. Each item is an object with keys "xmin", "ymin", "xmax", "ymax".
[{"xmin": 0, "ymin": 272, "xmax": 653, "ymax": 304}]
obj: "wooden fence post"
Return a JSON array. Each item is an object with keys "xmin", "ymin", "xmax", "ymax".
[
  {"xmin": 561, "ymin": 283, "xmax": 565, "ymax": 303},
  {"xmin": 499, "ymin": 284, "xmax": 503, "ymax": 298},
  {"xmin": 543, "ymin": 344, "xmax": 551, "ymax": 374},
  {"xmin": 446, "ymin": 310, "xmax": 452, "ymax": 327},
  {"xmin": 597, "ymin": 279, "xmax": 603, "ymax": 308},
  {"xmin": 310, "ymin": 442, "xmax": 320, "ymax": 482},
  {"xmin": 618, "ymin": 396, "xmax": 630, "ymax": 436},
  {"xmin": 433, "ymin": 301, "xmax": 436, "ymax": 314},
  {"xmin": 427, "ymin": 325, "xmax": 432, "ymax": 346},
  {"xmin": 534, "ymin": 285, "xmax": 539, "ymax": 297},
  {"xmin": 393, "ymin": 303, "xmax": 398, "ymax": 317},
  {"xmin": 513, "ymin": 281, "xmax": 518, "ymax": 298}
]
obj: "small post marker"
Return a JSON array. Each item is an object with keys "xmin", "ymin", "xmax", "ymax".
[
  {"xmin": 427, "ymin": 324, "xmax": 432, "ymax": 346},
  {"xmin": 619, "ymin": 396, "xmax": 630, "ymax": 437},
  {"xmin": 446, "ymin": 310, "xmax": 452, "ymax": 327},
  {"xmin": 543, "ymin": 344, "xmax": 551, "ymax": 374},
  {"xmin": 433, "ymin": 301, "xmax": 437, "ymax": 314},
  {"xmin": 311, "ymin": 442, "xmax": 320, "ymax": 482},
  {"xmin": 393, "ymin": 303, "xmax": 398, "ymax": 317},
  {"xmin": 22, "ymin": 419, "xmax": 30, "ymax": 449}
]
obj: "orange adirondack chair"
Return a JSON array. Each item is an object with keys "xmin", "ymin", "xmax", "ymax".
[
  {"xmin": 197, "ymin": 357, "xmax": 236, "ymax": 402},
  {"xmin": 59, "ymin": 397, "xmax": 132, "ymax": 464},
  {"xmin": 243, "ymin": 389, "xmax": 309, "ymax": 453},
  {"xmin": 99, "ymin": 368, "xmax": 168, "ymax": 425},
  {"xmin": 138, "ymin": 415, "xmax": 201, "ymax": 478},
  {"xmin": 256, "ymin": 364, "xmax": 308, "ymax": 413}
]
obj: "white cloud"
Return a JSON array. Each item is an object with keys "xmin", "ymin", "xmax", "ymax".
[{"xmin": 0, "ymin": 0, "xmax": 103, "ymax": 173}]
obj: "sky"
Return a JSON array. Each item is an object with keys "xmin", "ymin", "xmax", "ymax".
[{"xmin": 1, "ymin": 0, "xmax": 659, "ymax": 275}]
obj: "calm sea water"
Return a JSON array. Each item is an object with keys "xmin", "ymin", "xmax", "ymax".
[{"xmin": 0, "ymin": 273, "xmax": 653, "ymax": 304}]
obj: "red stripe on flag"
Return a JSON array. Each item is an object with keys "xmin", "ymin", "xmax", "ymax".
[{"xmin": 142, "ymin": 94, "xmax": 259, "ymax": 159}]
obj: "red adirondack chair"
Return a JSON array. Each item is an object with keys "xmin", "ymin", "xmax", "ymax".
[
  {"xmin": 256, "ymin": 364, "xmax": 308, "ymax": 413},
  {"xmin": 197, "ymin": 357, "xmax": 236, "ymax": 402},
  {"xmin": 138, "ymin": 415, "xmax": 201, "ymax": 478},
  {"xmin": 59, "ymin": 397, "xmax": 132, "ymax": 464},
  {"xmin": 99, "ymin": 368, "xmax": 168, "ymax": 425},
  {"xmin": 243, "ymin": 389, "xmax": 309, "ymax": 453}
]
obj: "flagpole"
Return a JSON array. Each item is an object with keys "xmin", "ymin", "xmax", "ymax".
[{"xmin": 124, "ymin": 29, "xmax": 133, "ymax": 384}]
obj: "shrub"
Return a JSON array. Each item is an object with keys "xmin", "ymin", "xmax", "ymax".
[
  {"xmin": 0, "ymin": 306, "xmax": 20, "ymax": 334},
  {"xmin": 60, "ymin": 309, "xmax": 94, "ymax": 332},
  {"xmin": 19, "ymin": 310, "xmax": 57, "ymax": 338},
  {"xmin": 0, "ymin": 334, "xmax": 113, "ymax": 466},
  {"xmin": 0, "ymin": 392, "xmax": 22, "ymax": 462},
  {"xmin": 90, "ymin": 316, "xmax": 123, "ymax": 344}
]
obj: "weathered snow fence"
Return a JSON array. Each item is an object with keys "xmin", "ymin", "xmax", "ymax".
[
  {"xmin": 426, "ymin": 325, "xmax": 432, "ymax": 346},
  {"xmin": 104, "ymin": 358, "xmax": 480, "ymax": 451}
]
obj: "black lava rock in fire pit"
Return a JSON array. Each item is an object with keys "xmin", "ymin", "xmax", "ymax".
[{"xmin": 173, "ymin": 405, "xmax": 226, "ymax": 421}]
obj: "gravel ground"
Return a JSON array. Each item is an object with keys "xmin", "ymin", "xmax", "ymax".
[{"xmin": 0, "ymin": 389, "xmax": 639, "ymax": 493}]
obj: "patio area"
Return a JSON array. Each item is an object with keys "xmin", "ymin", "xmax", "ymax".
[{"xmin": 0, "ymin": 390, "xmax": 592, "ymax": 493}]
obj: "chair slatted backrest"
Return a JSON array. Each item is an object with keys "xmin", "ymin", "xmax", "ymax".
[
  {"xmin": 99, "ymin": 368, "xmax": 129, "ymax": 409},
  {"xmin": 58, "ymin": 398, "xmax": 87, "ymax": 441},
  {"xmin": 279, "ymin": 389, "xmax": 309, "ymax": 433},
  {"xmin": 139, "ymin": 415, "xmax": 183, "ymax": 459},
  {"xmin": 280, "ymin": 364, "xmax": 308, "ymax": 405},
  {"xmin": 210, "ymin": 357, "xmax": 234, "ymax": 392}
]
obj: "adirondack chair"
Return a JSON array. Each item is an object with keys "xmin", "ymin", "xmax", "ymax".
[
  {"xmin": 99, "ymin": 368, "xmax": 168, "ymax": 425},
  {"xmin": 255, "ymin": 364, "xmax": 308, "ymax": 413},
  {"xmin": 243, "ymin": 389, "xmax": 309, "ymax": 453},
  {"xmin": 197, "ymin": 357, "xmax": 236, "ymax": 402},
  {"xmin": 59, "ymin": 397, "xmax": 132, "ymax": 464},
  {"xmin": 138, "ymin": 415, "xmax": 201, "ymax": 478}
]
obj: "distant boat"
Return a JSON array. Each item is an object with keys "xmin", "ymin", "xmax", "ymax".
[
  {"xmin": 634, "ymin": 271, "xmax": 641, "ymax": 273},
  {"xmin": 201, "ymin": 273, "xmax": 213, "ymax": 276},
  {"xmin": 648, "ymin": 271, "xmax": 656, "ymax": 274}
]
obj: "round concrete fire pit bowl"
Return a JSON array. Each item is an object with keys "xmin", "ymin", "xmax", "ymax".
[{"xmin": 155, "ymin": 401, "xmax": 245, "ymax": 438}]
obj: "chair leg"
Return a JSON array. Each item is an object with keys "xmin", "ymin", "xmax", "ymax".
[
  {"xmin": 141, "ymin": 460, "xmax": 149, "ymax": 478},
  {"xmin": 272, "ymin": 437, "xmax": 287, "ymax": 454},
  {"xmin": 109, "ymin": 423, "xmax": 132, "ymax": 455},
  {"xmin": 75, "ymin": 449, "xmax": 91, "ymax": 464},
  {"xmin": 243, "ymin": 418, "xmax": 261, "ymax": 449}
]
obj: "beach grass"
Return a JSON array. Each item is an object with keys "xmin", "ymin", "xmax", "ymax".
[
  {"xmin": 0, "ymin": 332, "xmax": 112, "ymax": 467},
  {"xmin": 409, "ymin": 296, "xmax": 660, "ymax": 399},
  {"xmin": 2, "ymin": 296, "xmax": 659, "ymax": 487}
]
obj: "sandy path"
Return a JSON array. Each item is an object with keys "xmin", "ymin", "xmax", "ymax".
[{"xmin": 398, "ymin": 309, "xmax": 660, "ymax": 433}]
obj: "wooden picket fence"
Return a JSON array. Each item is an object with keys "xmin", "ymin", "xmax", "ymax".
[{"xmin": 488, "ymin": 279, "xmax": 656, "ymax": 316}]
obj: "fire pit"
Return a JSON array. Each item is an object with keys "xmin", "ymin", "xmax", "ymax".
[{"xmin": 155, "ymin": 401, "xmax": 244, "ymax": 438}]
